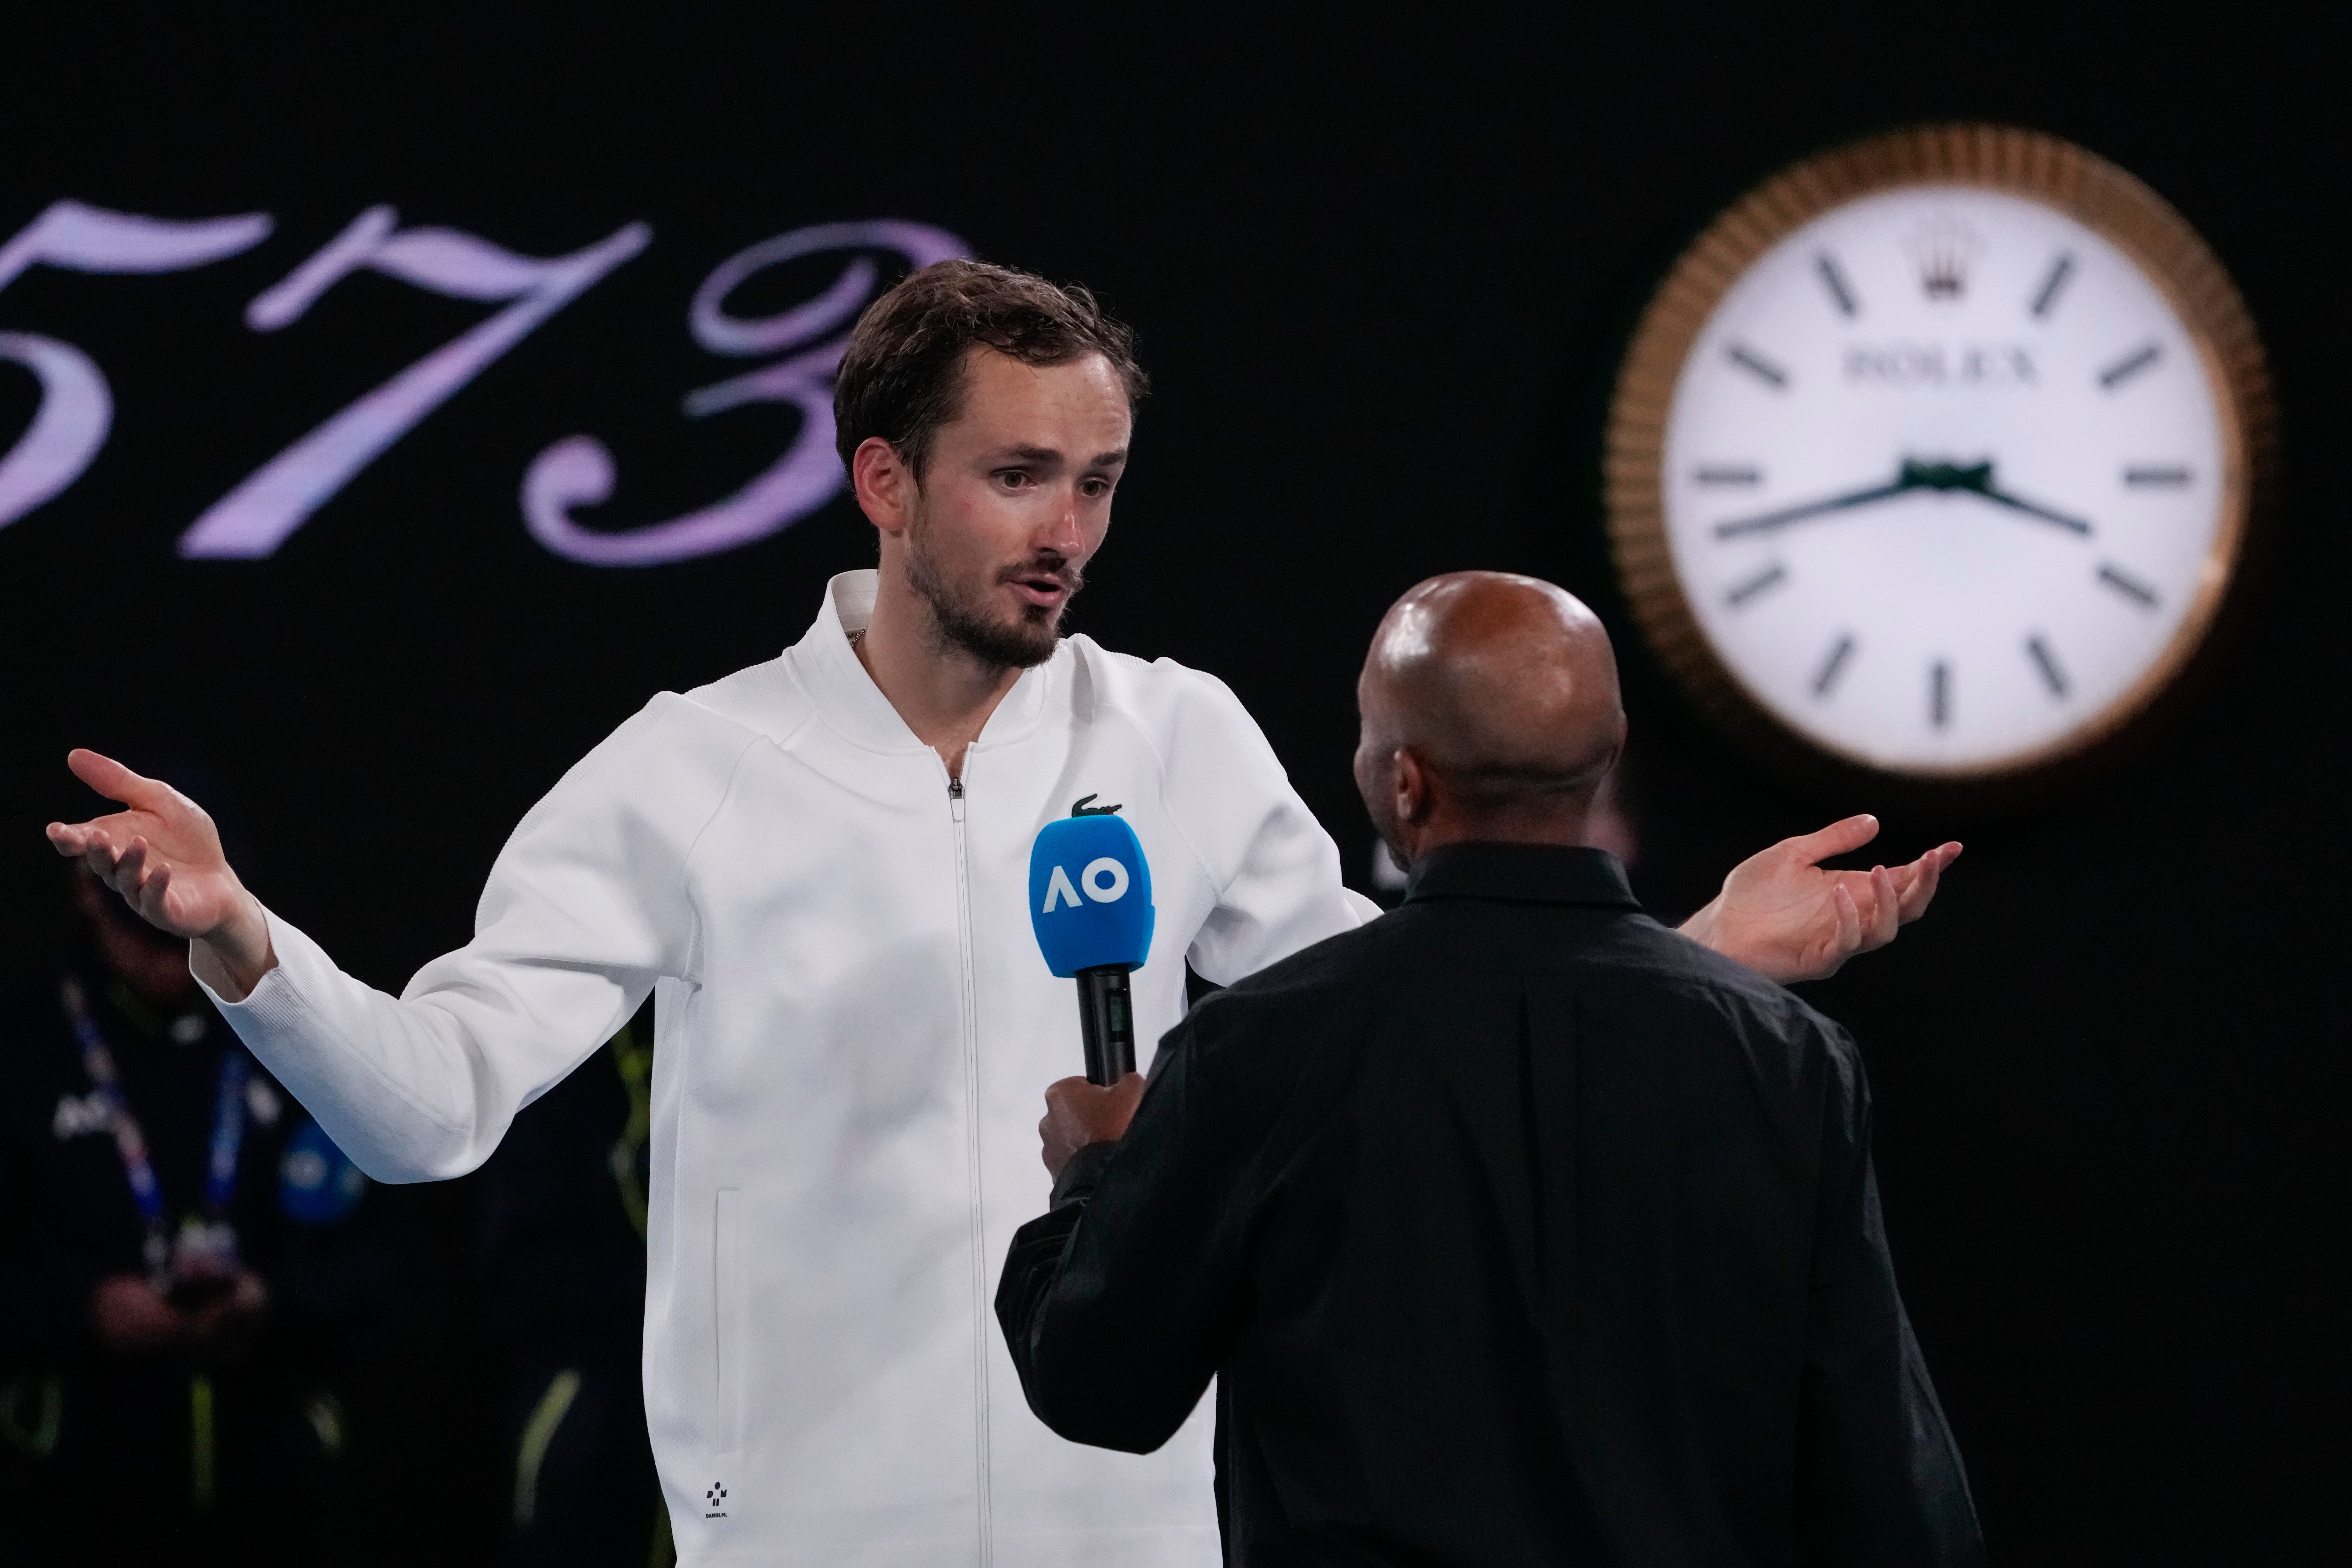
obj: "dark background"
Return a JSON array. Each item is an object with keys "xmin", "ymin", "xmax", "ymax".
[{"xmin": 1, "ymin": 8, "xmax": 2341, "ymax": 1561}]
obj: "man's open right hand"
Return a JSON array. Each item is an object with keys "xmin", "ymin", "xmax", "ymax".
[{"xmin": 45, "ymin": 749, "xmax": 276, "ymax": 1000}]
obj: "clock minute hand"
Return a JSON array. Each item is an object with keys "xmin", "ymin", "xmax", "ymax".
[{"xmin": 1712, "ymin": 471, "xmax": 1917, "ymax": 539}]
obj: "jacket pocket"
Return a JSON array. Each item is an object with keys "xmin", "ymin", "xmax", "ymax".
[{"xmin": 712, "ymin": 1187, "xmax": 741, "ymax": 1455}]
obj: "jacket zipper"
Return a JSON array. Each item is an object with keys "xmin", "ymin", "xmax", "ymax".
[{"xmin": 946, "ymin": 771, "xmax": 994, "ymax": 1565}]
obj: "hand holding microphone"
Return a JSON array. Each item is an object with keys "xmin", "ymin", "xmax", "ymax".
[{"xmin": 1036, "ymin": 1071, "xmax": 1147, "ymax": 1181}]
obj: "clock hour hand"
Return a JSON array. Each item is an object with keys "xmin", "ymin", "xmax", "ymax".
[{"xmin": 1965, "ymin": 478, "xmax": 2093, "ymax": 536}]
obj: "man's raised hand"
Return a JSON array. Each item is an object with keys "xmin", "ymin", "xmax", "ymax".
[
  {"xmin": 45, "ymin": 749, "xmax": 276, "ymax": 999},
  {"xmin": 1678, "ymin": 814, "xmax": 1961, "ymax": 984}
]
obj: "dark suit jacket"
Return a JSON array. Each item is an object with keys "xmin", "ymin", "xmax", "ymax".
[{"xmin": 998, "ymin": 843, "xmax": 1983, "ymax": 1566}]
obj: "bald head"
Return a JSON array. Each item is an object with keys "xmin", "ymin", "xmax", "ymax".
[{"xmin": 1353, "ymin": 572, "xmax": 1627, "ymax": 867}]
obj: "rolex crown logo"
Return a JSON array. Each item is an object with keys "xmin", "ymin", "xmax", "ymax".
[{"xmin": 1905, "ymin": 215, "xmax": 1982, "ymax": 302}]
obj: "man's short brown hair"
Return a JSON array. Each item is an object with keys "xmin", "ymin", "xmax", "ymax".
[{"xmin": 833, "ymin": 259, "xmax": 1148, "ymax": 478}]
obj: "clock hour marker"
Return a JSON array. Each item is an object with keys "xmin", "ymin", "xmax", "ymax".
[
  {"xmin": 1815, "ymin": 252, "xmax": 1860, "ymax": 318},
  {"xmin": 2124, "ymin": 465, "xmax": 2191, "ymax": 487},
  {"xmin": 2099, "ymin": 342, "xmax": 2163, "ymax": 390},
  {"xmin": 1723, "ymin": 563, "xmax": 1787, "ymax": 607},
  {"xmin": 2029, "ymin": 253, "xmax": 2076, "ymax": 319},
  {"xmin": 1693, "ymin": 464, "xmax": 1761, "ymax": 485},
  {"xmin": 1811, "ymin": 633, "xmax": 1856, "ymax": 698},
  {"xmin": 1726, "ymin": 342, "xmax": 1789, "ymax": 389},
  {"xmin": 2097, "ymin": 562, "xmax": 2159, "ymax": 608},
  {"xmin": 2026, "ymin": 634, "xmax": 2069, "ymax": 697},
  {"xmin": 1928, "ymin": 660, "xmax": 1952, "ymax": 729}
]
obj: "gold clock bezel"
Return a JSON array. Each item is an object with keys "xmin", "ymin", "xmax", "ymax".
[{"xmin": 1604, "ymin": 122, "xmax": 2275, "ymax": 790}]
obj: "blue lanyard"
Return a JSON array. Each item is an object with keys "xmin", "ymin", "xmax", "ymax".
[{"xmin": 61, "ymin": 977, "xmax": 248, "ymax": 1276}]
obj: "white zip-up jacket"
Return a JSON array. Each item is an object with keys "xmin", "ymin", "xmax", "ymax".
[{"xmin": 203, "ymin": 570, "xmax": 1377, "ymax": 1566}]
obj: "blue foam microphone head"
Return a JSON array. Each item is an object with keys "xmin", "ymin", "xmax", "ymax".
[{"xmin": 1028, "ymin": 797, "xmax": 1155, "ymax": 977}]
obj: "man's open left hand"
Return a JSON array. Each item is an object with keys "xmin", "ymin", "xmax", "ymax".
[{"xmin": 1679, "ymin": 815, "xmax": 1961, "ymax": 983}]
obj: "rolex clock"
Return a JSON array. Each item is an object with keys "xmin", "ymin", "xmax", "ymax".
[{"xmin": 1606, "ymin": 124, "xmax": 2273, "ymax": 788}]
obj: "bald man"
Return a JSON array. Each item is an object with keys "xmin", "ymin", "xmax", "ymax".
[{"xmin": 996, "ymin": 573, "xmax": 1985, "ymax": 1566}]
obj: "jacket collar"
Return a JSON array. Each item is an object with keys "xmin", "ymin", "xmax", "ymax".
[
  {"xmin": 790, "ymin": 570, "xmax": 1059, "ymax": 755},
  {"xmin": 1402, "ymin": 843, "xmax": 1641, "ymax": 910}
]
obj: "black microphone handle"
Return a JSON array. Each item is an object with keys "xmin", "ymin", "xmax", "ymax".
[{"xmin": 1074, "ymin": 965, "xmax": 1137, "ymax": 1086}]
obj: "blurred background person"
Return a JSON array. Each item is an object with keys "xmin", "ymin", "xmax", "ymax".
[
  {"xmin": 479, "ymin": 1002, "xmax": 670, "ymax": 1568},
  {"xmin": 0, "ymin": 767, "xmax": 385, "ymax": 1567}
]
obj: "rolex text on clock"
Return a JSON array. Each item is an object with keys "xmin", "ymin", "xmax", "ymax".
[{"xmin": 1607, "ymin": 125, "xmax": 2273, "ymax": 786}]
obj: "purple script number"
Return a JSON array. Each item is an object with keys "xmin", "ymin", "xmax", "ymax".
[
  {"xmin": 178, "ymin": 208, "xmax": 650, "ymax": 558},
  {"xmin": 0, "ymin": 202, "xmax": 274, "ymax": 532},
  {"xmin": 523, "ymin": 219, "xmax": 968, "ymax": 566}
]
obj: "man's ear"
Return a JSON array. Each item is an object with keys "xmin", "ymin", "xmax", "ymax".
[
  {"xmin": 851, "ymin": 437, "xmax": 916, "ymax": 539},
  {"xmin": 1394, "ymin": 748, "xmax": 1434, "ymax": 826}
]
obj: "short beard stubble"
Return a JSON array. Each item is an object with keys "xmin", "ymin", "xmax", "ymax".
[{"xmin": 905, "ymin": 506, "xmax": 1081, "ymax": 671}]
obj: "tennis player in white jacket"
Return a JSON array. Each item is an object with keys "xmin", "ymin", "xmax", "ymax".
[{"xmin": 50, "ymin": 260, "xmax": 1958, "ymax": 1567}]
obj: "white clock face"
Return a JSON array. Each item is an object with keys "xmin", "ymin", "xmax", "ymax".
[{"xmin": 1660, "ymin": 184, "xmax": 2232, "ymax": 775}]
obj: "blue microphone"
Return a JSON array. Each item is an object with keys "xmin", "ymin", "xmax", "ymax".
[{"xmin": 1028, "ymin": 795, "xmax": 1156, "ymax": 1085}]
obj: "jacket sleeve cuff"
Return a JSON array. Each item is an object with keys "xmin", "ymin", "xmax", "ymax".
[
  {"xmin": 189, "ymin": 904, "xmax": 303, "ymax": 1024},
  {"xmin": 1050, "ymin": 1141, "xmax": 1120, "ymax": 1208}
]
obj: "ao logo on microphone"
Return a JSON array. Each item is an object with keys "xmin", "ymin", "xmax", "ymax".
[
  {"xmin": 1040, "ymin": 856, "xmax": 1130, "ymax": 911},
  {"xmin": 1027, "ymin": 799, "xmax": 1155, "ymax": 978}
]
